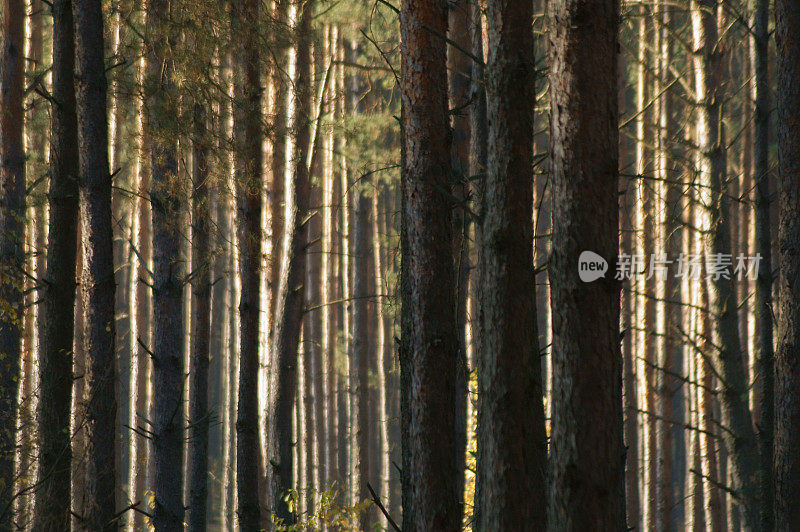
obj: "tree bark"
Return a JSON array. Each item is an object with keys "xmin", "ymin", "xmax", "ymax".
[
  {"xmin": 547, "ymin": 0, "xmax": 625, "ymax": 527},
  {"xmin": 145, "ymin": 1, "xmax": 185, "ymax": 527},
  {"xmin": 231, "ymin": 0, "xmax": 263, "ymax": 528},
  {"xmin": 33, "ymin": 0, "xmax": 79, "ymax": 528},
  {"xmin": 187, "ymin": 101, "xmax": 211, "ymax": 532},
  {"xmin": 691, "ymin": 0, "xmax": 761, "ymax": 526},
  {"xmin": 352, "ymin": 176, "xmax": 373, "ymax": 528},
  {"xmin": 267, "ymin": 0, "xmax": 314, "ymax": 523},
  {"xmin": 774, "ymin": 0, "xmax": 800, "ymax": 526},
  {"xmin": 399, "ymin": 0, "xmax": 461, "ymax": 528},
  {"xmin": 73, "ymin": 1, "xmax": 118, "ymax": 528},
  {"xmin": 474, "ymin": 0, "xmax": 547, "ymax": 529},
  {"xmin": 751, "ymin": 0, "xmax": 773, "ymax": 526},
  {"xmin": 0, "ymin": 0, "xmax": 25, "ymax": 525}
]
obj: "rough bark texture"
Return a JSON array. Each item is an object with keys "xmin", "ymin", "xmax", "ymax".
[
  {"xmin": 775, "ymin": 0, "xmax": 800, "ymax": 526},
  {"xmin": 547, "ymin": 0, "xmax": 625, "ymax": 527},
  {"xmin": 474, "ymin": 0, "xmax": 547, "ymax": 529},
  {"xmin": 691, "ymin": 0, "xmax": 761, "ymax": 526},
  {"xmin": 399, "ymin": 0, "xmax": 461, "ymax": 529},
  {"xmin": 752, "ymin": 0, "xmax": 773, "ymax": 526},
  {"xmin": 268, "ymin": 0, "xmax": 314, "ymax": 523},
  {"xmin": 146, "ymin": 1, "xmax": 185, "ymax": 528},
  {"xmin": 33, "ymin": 0, "xmax": 79, "ymax": 528},
  {"xmin": 73, "ymin": 1, "xmax": 118, "ymax": 528},
  {"xmin": 187, "ymin": 102, "xmax": 211, "ymax": 532},
  {"xmin": 0, "ymin": 0, "xmax": 25, "ymax": 525},
  {"xmin": 231, "ymin": 0, "xmax": 263, "ymax": 528}
]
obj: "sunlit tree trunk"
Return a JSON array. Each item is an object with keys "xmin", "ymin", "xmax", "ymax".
[
  {"xmin": 128, "ymin": 28, "xmax": 153, "ymax": 527},
  {"xmin": 268, "ymin": 0, "xmax": 315, "ymax": 522},
  {"xmin": 691, "ymin": 0, "xmax": 761, "ymax": 526}
]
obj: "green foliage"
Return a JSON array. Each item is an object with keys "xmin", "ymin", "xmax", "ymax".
[{"xmin": 271, "ymin": 485, "xmax": 371, "ymax": 531}]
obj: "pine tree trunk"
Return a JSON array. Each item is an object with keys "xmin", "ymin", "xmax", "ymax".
[
  {"xmin": 751, "ymin": 0, "xmax": 773, "ymax": 526},
  {"xmin": 267, "ymin": 1, "xmax": 314, "ymax": 522},
  {"xmin": 187, "ymin": 101, "xmax": 211, "ymax": 532},
  {"xmin": 0, "ymin": 0, "xmax": 25, "ymax": 525},
  {"xmin": 547, "ymin": 0, "xmax": 625, "ymax": 527},
  {"xmin": 399, "ymin": 0, "xmax": 461, "ymax": 528},
  {"xmin": 691, "ymin": 0, "xmax": 761, "ymax": 526},
  {"xmin": 474, "ymin": 0, "xmax": 547, "ymax": 529},
  {"xmin": 447, "ymin": 3, "xmax": 471, "ymax": 520},
  {"xmin": 33, "ymin": 0, "xmax": 78, "ymax": 528},
  {"xmin": 73, "ymin": 1, "xmax": 117, "ymax": 528},
  {"xmin": 774, "ymin": 0, "xmax": 800, "ymax": 525},
  {"xmin": 268, "ymin": 0, "xmax": 289, "ymax": 345},
  {"xmin": 231, "ymin": 0, "xmax": 263, "ymax": 528},
  {"xmin": 145, "ymin": 1, "xmax": 185, "ymax": 527},
  {"xmin": 352, "ymin": 178, "xmax": 373, "ymax": 528}
]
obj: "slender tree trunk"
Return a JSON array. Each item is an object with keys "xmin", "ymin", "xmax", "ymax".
[
  {"xmin": 691, "ymin": 0, "xmax": 761, "ymax": 526},
  {"xmin": 751, "ymin": 0, "xmax": 773, "ymax": 526},
  {"xmin": 447, "ymin": 3, "xmax": 471, "ymax": 521},
  {"xmin": 547, "ymin": 0, "xmax": 625, "ymax": 527},
  {"xmin": 335, "ymin": 36, "xmax": 352, "ymax": 501},
  {"xmin": 468, "ymin": 6, "xmax": 487, "ymax": 525},
  {"xmin": 187, "ymin": 101, "xmax": 211, "ymax": 532},
  {"xmin": 129, "ymin": 50, "xmax": 153, "ymax": 530},
  {"xmin": 0, "ymin": 0, "xmax": 25, "ymax": 525},
  {"xmin": 399, "ymin": 0, "xmax": 461, "ymax": 528},
  {"xmin": 73, "ymin": 1, "xmax": 117, "ymax": 528},
  {"xmin": 268, "ymin": 0, "xmax": 314, "ymax": 522},
  {"xmin": 774, "ymin": 0, "xmax": 800, "ymax": 526},
  {"xmin": 474, "ymin": 0, "xmax": 547, "ymax": 529},
  {"xmin": 352, "ymin": 176, "xmax": 373, "ymax": 528},
  {"xmin": 33, "ymin": 0, "xmax": 78, "ymax": 528},
  {"xmin": 231, "ymin": 0, "xmax": 263, "ymax": 528},
  {"xmin": 145, "ymin": 1, "xmax": 185, "ymax": 527},
  {"xmin": 268, "ymin": 0, "xmax": 290, "ymax": 345}
]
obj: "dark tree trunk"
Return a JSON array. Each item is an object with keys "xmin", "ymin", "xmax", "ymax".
[
  {"xmin": 73, "ymin": 1, "xmax": 117, "ymax": 528},
  {"xmin": 187, "ymin": 102, "xmax": 211, "ymax": 532},
  {"xmin": 399, "ymin": 0, "xmax": 461, "ymax": 529},
  {"xmin": 547, "ymin": 0, "xmax": 625, "ymax": 527},
  {"xmin": 145, "ymin": 1, "xmax": 185, "ymax": 528},
  {"xmin": 447, "ymin": 3, "xmax": 471, "ymax": 520},
  {"xmin": 33, "ymin": 0, "xmax": 79, "ymax": 528},
  {"xmin": 352, "ymin": 179, "xmax": 373, "ymax": 529},
  {"xmin": 752, "ymin": 0, "xmax": 773, "ymax": 526},
  {"xmin": 775, "ymin": 0, "xmax": 800, "ymax": 526},
  {"xmin": 231, "ymin": 0, "xmax": 263, "ymax": 528},
  {"xmin": 267, "ymin": 0, "xmax": 314, "ymax": 523},
  {"xmin": 475, "ymin": 0, "xmax": 547, "ymax": 529},
  {"xmin": 0, "ymin": 0, "xmax": 25, "ymax": 525}
]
